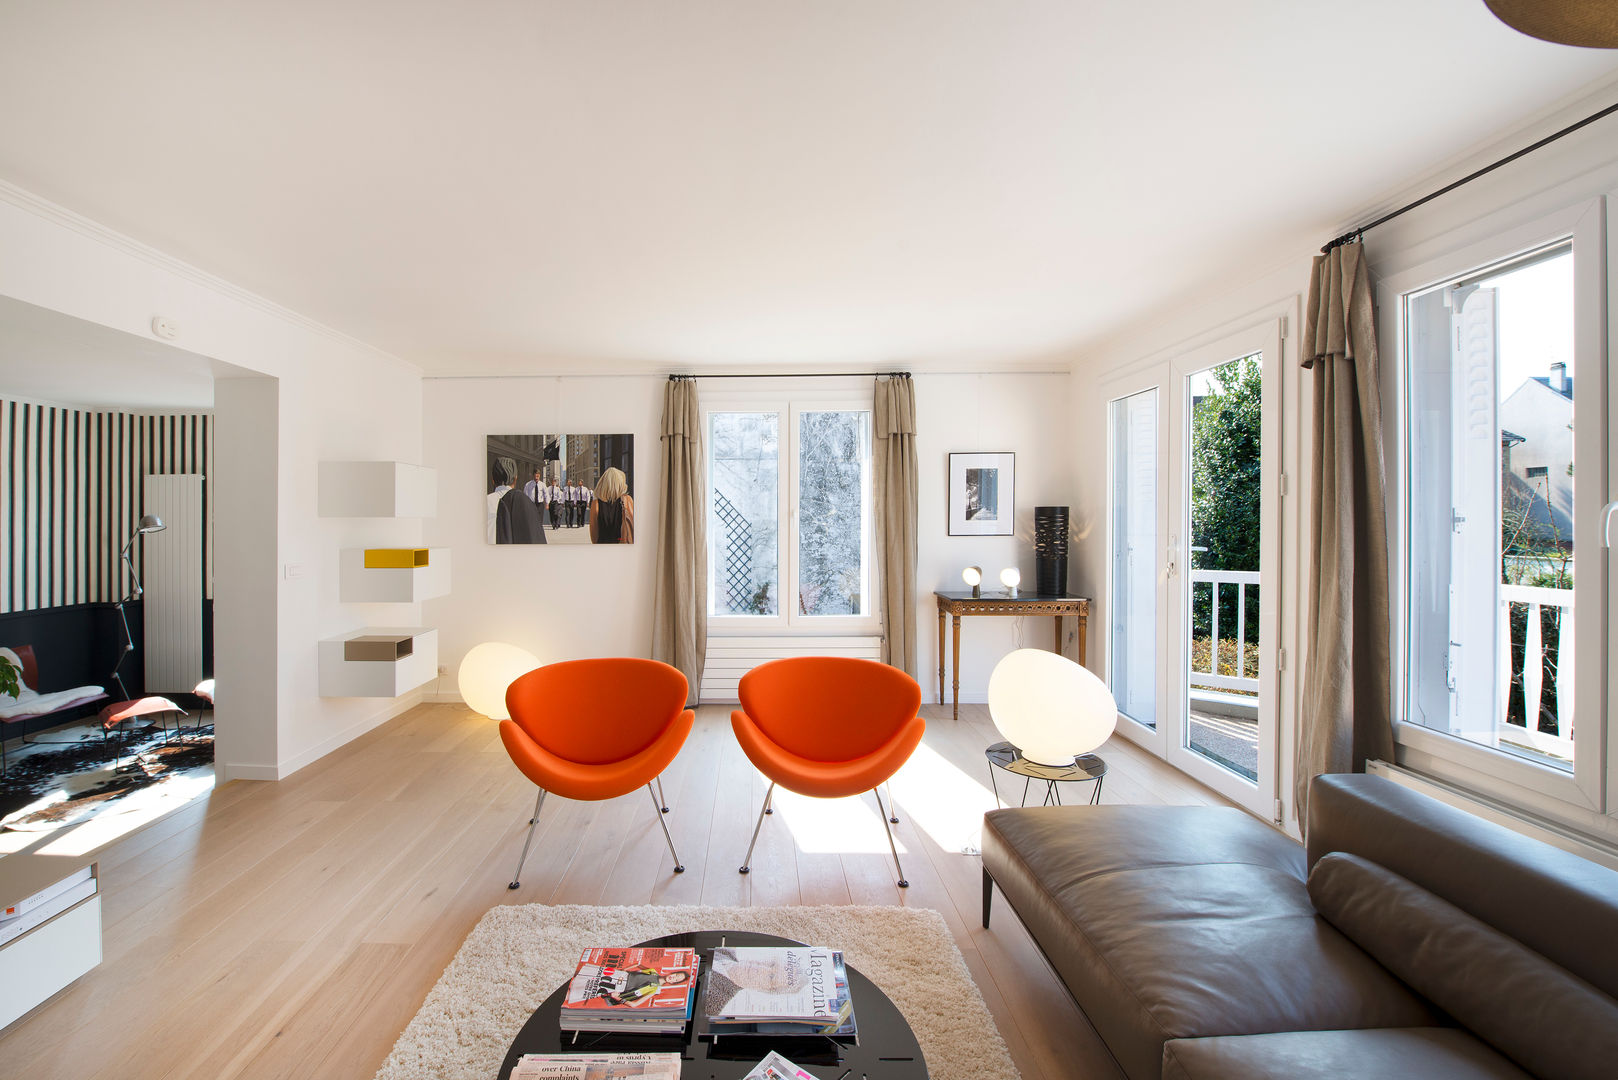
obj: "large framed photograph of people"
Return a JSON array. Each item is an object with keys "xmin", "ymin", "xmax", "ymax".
[
  {"xmin": 947, "ymin": 452, "xmax": 1014, "ymax": 536},
  {"xmin": 486, "ymin": 433, "xmax": 635, "ymax": 545}
]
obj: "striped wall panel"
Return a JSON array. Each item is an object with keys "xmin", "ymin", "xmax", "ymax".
[{"xmin": 0, "ymin": 400, "xmax": 213, "ymax": 615}]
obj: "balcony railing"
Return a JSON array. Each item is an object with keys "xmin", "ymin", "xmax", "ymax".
[
  {"xmin": 1189, "ymin": 569, "xmax": 1260, "ymax": 695},
  {"xmin": 1498, "ymin": 583, "xmax": 1574, "ymax": 762}
]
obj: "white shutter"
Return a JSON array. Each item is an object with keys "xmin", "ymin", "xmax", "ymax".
[{"xmin": 1448, "ymin": 285, "xmax": 1499, "ymax": 741}]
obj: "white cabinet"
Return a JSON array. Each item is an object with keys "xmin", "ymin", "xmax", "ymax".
[
  {"xmin": 0, "ymin": 858, "xmax": 101, "ymax": 1031},
  {"xmin": 318, "ymin": 627, "xmax": 438, "ymax": 698},
  {"xmin": 318, "ymin": 461, "xmax": 437, "ymax": 518},
  {"xmin": 338, "ymin": 548, "xmax": 451, "ymax": 603}
]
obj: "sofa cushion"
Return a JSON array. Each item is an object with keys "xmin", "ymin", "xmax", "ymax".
[
  {"xmin": 1308, "ymin": 774, "xmax": 1618, "ymax": 1001},
  {"xmin": 1310, "ymin": 851, "xmax": 1618, "ymax": 1080},
  {"xmin": 1160, "ymin": 1028, "xmax": 1531, "ymax": 1080},
  {"xmin": 982, "ymin": 806, "xmax": 1438, "ymax": 1080}
]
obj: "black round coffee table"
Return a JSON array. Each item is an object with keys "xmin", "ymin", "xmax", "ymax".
[
  {"xmin": 985, "ymin": 740, "xmax": 1107, "ymax": 807},
  {"xmin": 500, "ymin": 930, "xmax": 926, "ymax": 1079}
]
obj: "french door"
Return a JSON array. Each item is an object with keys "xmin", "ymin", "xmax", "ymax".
[{"xmin": 1106, "ymin": 319, "xmax": 1283, "ymax": 818}]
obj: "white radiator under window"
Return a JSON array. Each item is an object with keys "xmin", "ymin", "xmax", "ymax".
[
  {"xmin": 701, "ymin": 635, "xmax": 882, "ymax": 703},
  {"xmin": 143, "ymin": 474, "xmax": 206, "ymax": 694}
]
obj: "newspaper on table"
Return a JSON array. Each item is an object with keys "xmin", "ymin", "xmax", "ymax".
[
  {"xmin": 509, "ymin": 1052, "xmax": 681, "ymax": 1080},
  {"xmin": 741, "ymin": 1051, "xmax": 815, "ymax": 1080}
]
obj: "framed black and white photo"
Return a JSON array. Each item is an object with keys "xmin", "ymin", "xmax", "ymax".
[
  {"xmin": 485, "ymin": 433, "xmax": 635, "ymax": 545},
  {"xmin": 948, "ymin": 452, "xmax": 1014, "ymax": 536}
]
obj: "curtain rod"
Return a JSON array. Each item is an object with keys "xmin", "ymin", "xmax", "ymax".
[
  {"xmin": 1321, "ymin": 99, "xmax": 1618, "ymax": 254},
  {"xmin": 670, "ymin": 371, "xmax": 911, "ymax": 380}
]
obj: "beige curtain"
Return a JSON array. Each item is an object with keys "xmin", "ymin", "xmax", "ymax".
[
  {"xmin": 652, "ymin": 377, "xmax": 707, "ymax": 705},
  {"xmin": 873, "ymin": 375, "xmax": 919, "ymax": 677},
  {"xmin": 1295, "ymin": 241, "xmax": 1395, "ymax": 826}
]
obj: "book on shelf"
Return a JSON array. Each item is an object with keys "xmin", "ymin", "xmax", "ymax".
[
  {"xmin": 741, "ymin": 1050, "xmax": 815, "ymax": 1080},
  {"xmin": 0, "ymin": 863, "xmax": 93, "ymax": 922},
  {"xmin": 508, "ymin": 1052, "xmax": 681, "ymax": 1079},
  {"xmin": 703, "ymin": 947, "xmax": 852, "ymax": 1032},
  {"xmin": 560, "ymin": 947, "xmax": 700, "ymax": 1033},
  {"xmin": 0, "ymin": 869, "xmax": 97, "ymax": 948}
]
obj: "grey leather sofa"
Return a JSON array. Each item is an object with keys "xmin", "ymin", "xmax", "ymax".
[{"xmin": 980, "ymin": 773, "xmax": 1618, "ymax": 1079}]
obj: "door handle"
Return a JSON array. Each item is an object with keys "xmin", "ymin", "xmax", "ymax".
[{"xmin": 1604, "ymin": 501, "xmax": 1618, "ymax": 548}]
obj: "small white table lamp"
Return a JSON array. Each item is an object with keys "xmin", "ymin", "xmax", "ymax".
[
  {"xmin": 1000, "ymin": 567, "xmax": 1021, "ymax": 598},
  {"xmin": 987, "ymin": 648, "xmax": 1118, "ymax": 766},
  {"xmin": 962, "ymin": 565, "xmax": 982, "ymax": 598},
  {"xmin": 457, "ymin": 642, "xmax": 541, "ymax": 720}
]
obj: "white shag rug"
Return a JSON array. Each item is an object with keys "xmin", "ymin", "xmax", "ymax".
[{"xmin": 375, "ymin": 904, "xmax": 1021, "ymax": 1080}]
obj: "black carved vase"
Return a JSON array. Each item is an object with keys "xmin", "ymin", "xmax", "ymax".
[{"xmin": 1034, "ymin": 506, "xmax": 1069, "ymax": 597}]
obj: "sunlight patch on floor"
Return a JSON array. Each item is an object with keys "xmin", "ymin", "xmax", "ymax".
[
  {"xmin": 888, "ymin": 742, "xmax": 999, "ymax": 856},
  {"xmin": 24, "ymin": 768, "xmax": 214, "ymax": 857},
  {"xmin": 770, "ymin": 786, "xmax": 907, "ymax": 856}
]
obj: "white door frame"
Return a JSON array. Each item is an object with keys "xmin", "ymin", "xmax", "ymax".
[{"xmin": 1161, "ymin": 319, "xmax": 1283, "ymax": 817}]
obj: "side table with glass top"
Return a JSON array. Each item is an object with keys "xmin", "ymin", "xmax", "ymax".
[{"xmin": 984, "ymin": 740, "xmax": 1107, "ymax": 808}]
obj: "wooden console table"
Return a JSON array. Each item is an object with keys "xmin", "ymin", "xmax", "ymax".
[{"xmin": 934, "ymin": 590, "xmax": 1090, "ymax": 721}]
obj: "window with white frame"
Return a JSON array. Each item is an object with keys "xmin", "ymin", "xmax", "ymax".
[
  {"xmin": 1392, "ymin": 205, "xmax": 1606, "ymax": 813},
  {"xmin": 707, "ymin": 397, "xmax": 875, "ymax": 627}
]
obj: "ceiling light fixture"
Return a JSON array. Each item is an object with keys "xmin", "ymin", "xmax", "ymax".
[{"xmin": 1485, "ymin": 0, "xmax": 1618, "ymax": 48}]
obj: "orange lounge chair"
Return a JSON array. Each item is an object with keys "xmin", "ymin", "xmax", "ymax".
[
  {"xmin": 731, "ymin": 657, "xmax": 925, "ymax": 887},
  {"xmin": 500, "ymin": 657, "xmax": 694, "ymax": 889}
]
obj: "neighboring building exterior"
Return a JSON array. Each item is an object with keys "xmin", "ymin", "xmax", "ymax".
[{"xmin": 1498, "ymin": 362, "xmax": 1573, "ymax": 544}]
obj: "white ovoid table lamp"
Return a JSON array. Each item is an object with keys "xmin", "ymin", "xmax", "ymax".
[
  {"xmin": 962, "ymin": 565, "xmax": 983, "ymax": 598},
  {"xmin": 457, "ymin": 642, "xmax": 541, "ymax": 721},
  {"xmin": 1000, "ymin": 567, "xmax": 1021, "ymax": 598},
  {"xmin": 987, "ymin": 648, "xmax": 1118, "ymax": 766}
]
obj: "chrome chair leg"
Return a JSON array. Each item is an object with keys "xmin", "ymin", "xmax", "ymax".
[
  {"xmin": 873, "ymin": 786, "xmax": 909, "ymax": 888},
  {"xmin": 508, "ymin": 788, "xmax": 547, "ymax": 890},
  {"xmin": 884, "ymin": 782, "xmax": 898, "ymax": 823},
  {"xmin": 739, "ymin": 781, "xmax": 776, "ymax": 874},
  {"xmin": 646, "ymin": 783, "xmax": 684, "ymax": 872},
  {"xmin": 655, "ymin": 774, "xmax": 669, "ymax": 813}
]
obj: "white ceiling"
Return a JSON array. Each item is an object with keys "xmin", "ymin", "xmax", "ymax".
[
  {"xmin": 0, "ymin": 2, "xmax": 1615, "ymax": 375},
  {"xmin": 0, "ymin": 296, "xmax": 255, "ymax": 410}
]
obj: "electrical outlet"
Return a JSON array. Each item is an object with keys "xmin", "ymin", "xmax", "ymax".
[{"xmin": 438, "ymin": 664, "xmax": 449, "ymax": 676}]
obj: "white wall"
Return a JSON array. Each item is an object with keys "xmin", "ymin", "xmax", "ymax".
[
  {"xmin": 421, "ymin": 371, "xmax": 1077, "ymax": 705},
  {"xmin": 420, "ymin": 375, "xmax": 664, "ymax": 679},
  {"xmin": 914, "ymin": 372, "xmax": 1078, "ymax": 703},
  {"xmin": 0, "ymin": 184, "xmax": 426, "ymax": 780}
]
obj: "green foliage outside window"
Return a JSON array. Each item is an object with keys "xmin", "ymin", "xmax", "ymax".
[{"xmin": 1190, "ymin": 356, "xmax": 1262, "ymax": 644}]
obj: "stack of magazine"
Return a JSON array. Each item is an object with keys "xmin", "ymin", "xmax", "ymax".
[
  {"xmin": 702, "ymin": 946, "xmax": 856, "ymax": 1038},
  {"xmin": 559, "ymin": 947, "xmax": 700, "ymax": 1034},
  {"xmin": 509, "ymin": 1052, "xmax": 680, "ymax": 1079}
]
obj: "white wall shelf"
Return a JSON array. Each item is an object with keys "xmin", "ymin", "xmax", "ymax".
[
  {"xmin": 318, "ymin": 461, "xmax": 437, "ymax": 518},
  {"xmin": 318, "ymin": 627, "xmax": 438, "ymax": 698},
  {"xmin": 338, "ymin": 548, "xmax": 450, "ymax": 603}
]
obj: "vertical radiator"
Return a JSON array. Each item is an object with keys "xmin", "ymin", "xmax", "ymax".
[{"xmin": 143, "ymin": 474, "xmax": 205, "ymax": 693}]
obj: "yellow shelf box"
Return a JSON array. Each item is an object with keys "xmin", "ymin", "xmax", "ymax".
[{"xmin": 364, "ymin": 548, "xmax": 429, "ymax": 569}]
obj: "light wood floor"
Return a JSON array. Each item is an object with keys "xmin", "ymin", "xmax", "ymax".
[{"xmin": 0, "ymin": 702, "xmax": 1233, "ymax": 1080}]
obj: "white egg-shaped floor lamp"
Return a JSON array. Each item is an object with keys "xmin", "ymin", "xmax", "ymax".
[
  {"xmin": 458, "ymin": 642, "xmax": 540, "ymax": 720},
  {"xmin": 987, "ymin": 648, "xmax": 1118, "ymax": 767}
]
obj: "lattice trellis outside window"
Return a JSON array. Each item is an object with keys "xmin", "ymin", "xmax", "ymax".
[{"xmin": 712, "ymin": 489, "xmax": 754, "ymax": 606}]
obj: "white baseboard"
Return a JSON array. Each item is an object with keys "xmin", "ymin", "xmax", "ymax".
[
  {"xmin": 276, "ymin": 691, "xmax": 427, "ymax": 778},
  {"xmin": 219, "ymin": 691, "xmax": 427, "ymax": 782},
  {"xmin": 423, "ymin": 689, "xmax": 464, "ymax": 704},
  {"xmin": 220, "ymin": 762, "xmax": 281, "ymax": 782}
]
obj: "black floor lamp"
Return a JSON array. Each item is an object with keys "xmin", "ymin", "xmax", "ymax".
[{"xmin": 111, "ymin": 514, "xmax": 166, "ymax": 700}]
